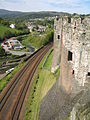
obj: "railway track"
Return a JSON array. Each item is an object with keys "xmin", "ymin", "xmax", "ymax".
[{"xmin": 0, "ymin": 43, "xmax": 52, "ymax": 120}]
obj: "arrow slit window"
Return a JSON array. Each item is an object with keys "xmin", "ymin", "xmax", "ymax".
[
  {"xmin": 58, "ymin": 35, "xmax": 60, "ymax": 39},
  {"xmin": 88, "ymin": 72, "xmax": 90, "ymax": 76},
  {"xmin": 68, "ymin": 51, "xmax": 72, "ymax": 61}
]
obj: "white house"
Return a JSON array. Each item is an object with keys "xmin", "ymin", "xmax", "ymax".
[{"xmin": 10, "ymin": 24, "xmax": 16, "ymax": 29}]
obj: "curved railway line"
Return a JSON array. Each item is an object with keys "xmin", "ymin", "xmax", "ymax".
[{"xmin": 0, "ymin": 43, "xmax": 52, "ymax": 120}]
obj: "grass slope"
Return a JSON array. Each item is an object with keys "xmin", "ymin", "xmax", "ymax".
[
  {"xmin": 25, "ymin": 49, "xmax": 60, "ymax": 120},
  {"xmin": 0, "ymin": 25, "xmax": 27, "ymax": 41}
]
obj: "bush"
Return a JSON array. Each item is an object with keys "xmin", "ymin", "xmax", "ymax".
[{"xmin": 0, "ymin": 45, "xmax": 6, "ymax": 56}]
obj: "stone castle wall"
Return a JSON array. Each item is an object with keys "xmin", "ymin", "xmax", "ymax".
[
  {"xmin": 51, "ymin": 17, "xmax": 62, "ymax": 73},
  {"xmin": 39, "ymin": 16, "xmax": 90, "ymax": 120},
  {"xmin": 52, "ymin": 16, "xmax": 90, "ymax": 93}
]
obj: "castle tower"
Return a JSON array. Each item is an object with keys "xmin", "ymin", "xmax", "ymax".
[
  {"xmin": 52, "ymin": 16, "xmax": 90, "ymax": 94},
  {"xmin": 39, "ymin": 16, "xmax": 90, "ymax": 120},
  {"xmin": 51, "ymin": 17, "xmax": 63, "ymax": 73}
]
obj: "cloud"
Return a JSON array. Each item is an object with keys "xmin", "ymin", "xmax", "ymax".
[
  {"xmin": 0, "ymin": 0, "xmax": 90, "ymax": 14},
  {"xmin": 1, "ymin": 0, "xmax": 22, "ymax": 2},
  {"xmin": 0, "ymin": 0, "xmax": 24, "ymax": 4},
  {"xmin": 47, "ymin": 0, "xmax": 80, "ymax": 8},
  {"xmin": 45, "ymin": 0, "xmax": 90, "ymax": 13}
]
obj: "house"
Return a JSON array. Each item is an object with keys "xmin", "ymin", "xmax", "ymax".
[
  {"xmin": 37, "ymin": 25, "xmax": 46, "ymax": 32},
  {"xmin": 10, "ymin": 24, "xmax": 16, "ymax": 29},
  {"xmin": 26, "ymin": 22, "xmax": 46, "ymax": 32},
  {"xmin": 1, "ymin": 38, "xmax": 23, "ymax": 51},
  {"xmin": 28, "ymin": 25, "xmax": 36, "ymax": 32}
]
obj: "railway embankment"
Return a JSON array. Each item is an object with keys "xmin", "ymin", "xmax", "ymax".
[{"xmin": 25, "ymin": 48, "xmax": 60, "ymax": 120}]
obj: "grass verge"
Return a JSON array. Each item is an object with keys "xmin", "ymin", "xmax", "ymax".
[
  {"xmin": 0, "ymin": 62, "xmax": 24, "ymax": 92},
  {"xmin": 25, "ymin": 49, "xmax": 60, "ymax": 120}
]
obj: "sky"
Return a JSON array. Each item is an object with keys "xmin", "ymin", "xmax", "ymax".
[{"xmin": 0, "ymin": 0, "xmax": 90, "ymax": 14}]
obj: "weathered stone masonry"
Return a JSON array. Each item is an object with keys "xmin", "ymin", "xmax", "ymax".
[
  {"xmin": 51, "ymin": 17, "xmax": 63, "ymax": 73},
  {"xmin": 52, "ymin": 16, "xmax": 90, "ymax": 93},
  {"xmin": 39, "ymin": 16, "xmax": 90, "ymax": 120}
]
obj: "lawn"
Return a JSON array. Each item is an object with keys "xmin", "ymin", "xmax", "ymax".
[
  {"xmin": 25, "ymin": 49, "xmax": 60, "ymax": 120},
  {"xmin": 44, "ymin": 49, "xmax": 53, "ymax": 70}
]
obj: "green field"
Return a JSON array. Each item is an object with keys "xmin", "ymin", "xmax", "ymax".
[
  {"xmin": 25, "ymin": 49, "xmax": 60, "ymax": 120},
  {"xmin": 0, "ymin": 25, "xmax": 28, "ymax": 41}
]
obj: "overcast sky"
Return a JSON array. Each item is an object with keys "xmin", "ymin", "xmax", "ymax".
[{"xmin": 0, "ymin": 0, "xmax": 90, "ymax": 14}]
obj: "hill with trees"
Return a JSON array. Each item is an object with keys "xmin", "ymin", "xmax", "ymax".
[{"xmin": 0, "ymin": 9, "xmax": 70, "ymax": 19}]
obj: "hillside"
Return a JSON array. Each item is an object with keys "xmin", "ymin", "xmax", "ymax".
[
  {"xmin": 0, "ymin": 25, "xmax": 29, "ymax": 41},
  {"xmin": 0, "ymin": 9, "xmax": 70, "ymax": 19},
  {"xmin": 0, "ymin": 9, "xmax": 22, "ymax": 18}
]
